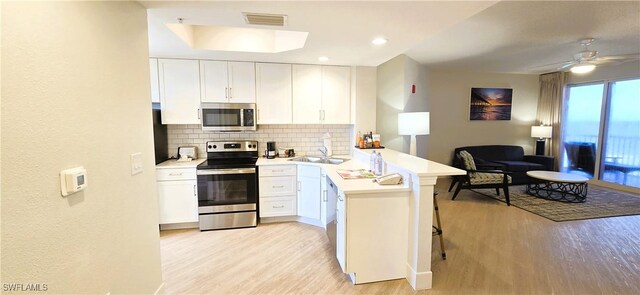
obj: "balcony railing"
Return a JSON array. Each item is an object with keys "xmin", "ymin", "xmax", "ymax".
[{"xmin": 562, "ymin": 134, "xmax": 640, "ymax": 188}]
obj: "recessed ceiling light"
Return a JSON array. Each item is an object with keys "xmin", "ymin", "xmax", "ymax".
[
  {"xmin": 570, "ymin": 64, "xmax": 596, "ymax": 74},
  {"xmin": 372, "ymin": 37, "xmax": 388, "ymax": 45},
  {"xmin": 318, "ymin": 56, "xmax": 329, "ymax": 62}
]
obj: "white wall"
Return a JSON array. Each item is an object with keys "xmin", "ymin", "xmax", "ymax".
[
  {"xmin": 402, "ymin": 57, "xmax": 430, "ymax": 158},
  {"xmin": 376, "ymin": 55, "xmax": 430, "ymax": 158},
  {"xmin": 426, "ymin": 70, "xmax": 539, "ymax": 165},
  {"xmin": 353, "ymin": 66, "xmax": 377, "ymax": 137},
  {"xmin": 568, "ymin": 60, "xmax": 640, "ymax": 84},
  {"xmin": 376, "ymin": 55, "xmax": 406, "ymax": 151},
  {"xmin": 1, "ymin": 2, "xmax": 163, "ymax": 294}
]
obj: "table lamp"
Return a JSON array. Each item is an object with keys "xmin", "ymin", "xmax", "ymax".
[
  {"xmin": 531, "ymin": 125, "xmax": 552, "ymax": 155},
  {"xmin": 398, "ymin": 112, "xmax": 430, "ymax": 156}
]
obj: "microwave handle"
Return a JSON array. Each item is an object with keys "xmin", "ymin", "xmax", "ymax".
[{"xmin": 240, "ymin": 109, "xmax": 244, "ymax": 126}]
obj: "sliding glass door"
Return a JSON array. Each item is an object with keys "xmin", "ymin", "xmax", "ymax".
[
  {"xmin": 562, "ymin": 83, "xmax": 604, "ymax": 178},
  {"xmin": 563, "ymin": 78, "xmax": 640, "ymax": 189},
  {"xmin": 600, "ymin": 79, "xmax": 640, "ymax": 188}
]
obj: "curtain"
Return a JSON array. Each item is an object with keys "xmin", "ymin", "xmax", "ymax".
[{"xmin": 536, "ymin": 72, "xmax": 568, "ymax": 170}]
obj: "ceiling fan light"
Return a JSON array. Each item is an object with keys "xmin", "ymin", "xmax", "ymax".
[{"xmin": 570, "ymin": 64, "xmax": 596, "ymax": 74}]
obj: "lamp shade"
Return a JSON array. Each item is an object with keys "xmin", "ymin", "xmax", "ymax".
[
  {"xmin": 531, "ymin": 125, "xmax": 552, "ymax": 138},
  {"xmin": 398, "ymin": 112, "xmax": 430, "ymax": 135}
]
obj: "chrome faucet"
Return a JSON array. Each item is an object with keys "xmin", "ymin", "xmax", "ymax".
[{"xmin": 319, "ymin": 146, "xmax": 328, "ymax": 159}]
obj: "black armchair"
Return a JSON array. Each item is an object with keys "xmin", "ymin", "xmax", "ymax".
[{"xmin": 451, "ymin": 150, "xmax": 512, "ymax": 206}]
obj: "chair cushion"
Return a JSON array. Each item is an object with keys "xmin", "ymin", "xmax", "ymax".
[
  {"xmin": 469, "ymin": 172, "xmax": 513, "ymax": 185},
  {"xmin": 491, "ymin": 160, "xmax": 545, "ymax": 172},
  {"xmin": 458, "ymin": 150, "xmax": 476, "ymax": 171}
]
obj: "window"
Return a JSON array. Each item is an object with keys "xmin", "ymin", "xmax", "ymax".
[
  {"xmin": 601, "ymin": 79, "xmax": 640, "ymax": 188},
  {"xmin": 562, "ymin": 78, "xmax": 640, "ymax": 188}
]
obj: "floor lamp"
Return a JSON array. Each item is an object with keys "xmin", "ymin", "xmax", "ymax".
[
  {"xmin": 398, "ymin": 112, "xmax": 430, "ymax": 156},
  {"xmin": 531, "ymin": 125, "xmax": 552, "ymax": 155}
]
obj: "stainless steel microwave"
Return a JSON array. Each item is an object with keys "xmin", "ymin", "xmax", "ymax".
[{"xmin": 201, "ymin": 103, "xmax": 256, "ymax": 132}]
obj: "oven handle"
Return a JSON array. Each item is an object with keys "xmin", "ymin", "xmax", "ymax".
[{"xmin": 197, "ymin": 168, "xmax": 256, "ymax": 175}]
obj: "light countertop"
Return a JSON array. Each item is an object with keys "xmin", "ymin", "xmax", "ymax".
[
  {"xmin": 156, "ymin": 158, "xmax": 206, "ymax": 169},
  {"xmin": 257, "ymin": 156, "xmax": 412, "ymax": 195},
  {"xmin": 353, "ymin": 148, "xmax": 465, "ymax": 177}
]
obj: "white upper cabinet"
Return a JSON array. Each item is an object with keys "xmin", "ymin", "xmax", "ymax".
[
  {"xmin": 292, "ymin": 65, "xmax": 351, "ymax": 124},
  {"xmin": 256, "ymin": 63, "xmax": 292, "ymax": 124},
  {"xmin": 321, "ymin": 66, "xmax": 351, "ymax": 124},
  {"xmin": 149, "ymin": 58, "xmax": 160, "ymax": 103},
  {"xmin": 158, "ymin": 59, "xmax": 201, "ymax": 124},
  {"xmin": 201, "ymin": 60, "xmax": 256, "ymax": 103},
  {"xmin": 228, "ymin": 62, "xmax": 256, "ymax": 103},
  {"xmin": 292, "ymin": 65, "xmax": 323, "ymax": 124},
  {"xmin": 200, "ymin": 60, "xmax": 228, "ymax": 103}
]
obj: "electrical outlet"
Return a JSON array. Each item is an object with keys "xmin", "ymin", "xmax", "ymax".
[{"xmin": 131, "ymin": 153, "xmax": 143, "ymax": 175}]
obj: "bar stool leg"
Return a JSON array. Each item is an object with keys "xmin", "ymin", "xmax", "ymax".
[{"xmin": 433, "ymin": 192, "xmax": 446, "ymax": 260}]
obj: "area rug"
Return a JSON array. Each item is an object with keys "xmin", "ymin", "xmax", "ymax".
[{"xmin": 473, "ymin": 186, "xmax": 640, "ymax": 222}]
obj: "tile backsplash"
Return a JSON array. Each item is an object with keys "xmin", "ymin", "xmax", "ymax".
[{"xmin": 168, "ymin": 124, "xmax": 353, "ymax": 159}]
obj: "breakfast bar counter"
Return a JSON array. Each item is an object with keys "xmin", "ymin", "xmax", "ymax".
[{"xmin": 257, "ymin": 147, "xmax": 465, "ymax": 290}]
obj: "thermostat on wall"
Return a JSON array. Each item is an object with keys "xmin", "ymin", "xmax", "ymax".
[{"xmin": 60, "ymin": 167, "xmax": 87, "ymax": 197}]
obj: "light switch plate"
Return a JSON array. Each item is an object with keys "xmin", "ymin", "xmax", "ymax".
[{"xmin": 131, "ymin": 153, "xmax": 143, "ymax": 175}]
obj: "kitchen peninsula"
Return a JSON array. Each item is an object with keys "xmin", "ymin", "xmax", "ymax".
[{"xmin": 256, "ymin": 147, "xmax": 465, "ymax": 290}]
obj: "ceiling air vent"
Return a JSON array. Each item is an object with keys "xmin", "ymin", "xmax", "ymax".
[{"xmin": 243, "ymin": 12, "xmax": 287, "ymax": 27}]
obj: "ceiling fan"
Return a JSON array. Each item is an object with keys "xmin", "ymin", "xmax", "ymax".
[{"xmin": 537, "ymin": 38, "xmax": 639, "ymax": 74}]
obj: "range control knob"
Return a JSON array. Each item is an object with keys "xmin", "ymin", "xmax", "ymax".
[
  {"xmin": 213, "ymin": 145, "xmax": 217, "ymax": 149},
  {"xmin": 208, "ymin": 145, "xmax": 212, "ymax": 149}
]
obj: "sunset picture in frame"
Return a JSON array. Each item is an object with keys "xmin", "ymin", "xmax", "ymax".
[{"xmin": 469, "ymin": 87, "xmax": 513, "ymax": 120}]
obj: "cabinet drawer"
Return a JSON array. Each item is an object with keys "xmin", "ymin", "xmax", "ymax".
[
  {"xmin": 156, "ymin": 168, "xmax": 197, "ymax": 181},
  {"xmin": 260, "ymin": 196, "xmax": 297, "ymax": 217},
  {"xmin": 259, "ymin": 176, "xmax": 297, "ymax": 197},
  {"xmin": 259, "ymin": 165, "xmax": 296, "ymax": 176}
]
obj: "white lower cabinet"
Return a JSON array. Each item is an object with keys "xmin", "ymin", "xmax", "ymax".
[
  {"xmin": 260, "ymin": 196, "xmax": 297, "ymax": 217},
  {"xmin": 297, "ymin": 165, "xmax": 322, "ymax": 221},
  {"xmin": 259, "ymin": 165, "xmax": 297, "ymax": 217},
  {"xmin": 336, "ymin": 191, "xmax": 346, "ymax": 272},
  {"xmin": 156, "ymin": 168, "xmax": 198, "ymax": 224}
]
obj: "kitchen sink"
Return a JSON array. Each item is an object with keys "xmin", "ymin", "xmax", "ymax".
[{"xmin": 288, "ymin": 156, "xmax": 348, "ymax": 165}]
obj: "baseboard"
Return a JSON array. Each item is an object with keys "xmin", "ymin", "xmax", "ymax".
[
  {"xmin": 154, "ymin": 282, "xmax": 165, "ymax": 295},
  {"xmin": 406, "ymin": 263, "xmax": 432, "ymax": 290},
  {"xmin": 159, "ymin": 222, "xmax": 198, "ymax": 230},
  {"xmin": 259, "ymin": 216, "xmax": 324, "ymax": 228}
]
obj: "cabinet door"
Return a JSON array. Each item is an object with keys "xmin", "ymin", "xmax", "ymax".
[
  {"xmin": 336, "ymin": 193, "xmax": 346, "ymax": 272},
  {"xmin": 158, "ymin": 59, "xmax": 201, "ymax": 124},
  {"xmin": 157, "ymin": 180, "xmax": 198, "ymax": 224},
  {"xmin": 292, "ymin": 64, "xmax": 322, "ymax": 124},
  {"xmin": 149, "ymin": 58, "xmax": 160, "ymax": 103},
  {"xmin": 256, "ymin": 63, "xmax": 292, "ymax": 124},
  {"xmin": 322, "ymin": 66, "xmax": 351, "ymax": 124},
  {"xmin": 297, "ymin": 165, "xmax": 321, "ymax": 220},
  {"xmin": 200, "ymin": 60, "xmax": 229, "ymax": 103},
  {"xmin": 320, "ymin": 171, "xmax": 328, "ymax": 228},
  {"xmin": 228, "ymin": 62, "xmax": 256, "ymax": 103}
]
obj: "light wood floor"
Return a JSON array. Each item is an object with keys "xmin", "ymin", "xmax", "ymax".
[{"xmin": 159, "ymin": 182, "xmax": 640, "ymax": 294}]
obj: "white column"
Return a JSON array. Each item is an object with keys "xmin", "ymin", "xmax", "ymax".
[{"xmin": 406, "ymin": 174, "xmax": 437, "ymax": 290}]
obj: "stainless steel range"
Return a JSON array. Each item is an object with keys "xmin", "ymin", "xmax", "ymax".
[{"xmin": 196, "ymin": 141, "xmax": 258, "ymax": 231}]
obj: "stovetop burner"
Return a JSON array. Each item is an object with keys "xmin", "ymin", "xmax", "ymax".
[{"xmin": 197, "ymin": 140, "xmax": 259, "ymax": 170}]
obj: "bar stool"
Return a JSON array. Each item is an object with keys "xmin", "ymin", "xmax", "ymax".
[{"xmin": 433, "ymin": 191, "xmax": 446, "ymax": 260}]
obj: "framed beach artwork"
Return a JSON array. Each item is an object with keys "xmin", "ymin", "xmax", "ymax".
[{"xmin": 469, "ymin": 87, "xmax": 513, "ymax": 120}]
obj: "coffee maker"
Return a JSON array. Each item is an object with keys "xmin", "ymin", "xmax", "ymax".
[{"xmin": 266, "ymin": 141, "xmax": 277, "ymax": 159}]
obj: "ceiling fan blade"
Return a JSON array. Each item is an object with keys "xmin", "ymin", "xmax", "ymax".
[
  {"xmin": 599, "ymin": 54, "xmax": 640, "ymax": 61},
  {"xmin": 529, "ymin": 60, "xmax": 574, "ymax": 71},
  {"xmin": 557, "ymin": 62, "xmax": 577, "ymax": 70}
]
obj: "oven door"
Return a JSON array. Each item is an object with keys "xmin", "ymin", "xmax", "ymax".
[
  {"xmin": 196, "ymin": 168, "xmax": 257, "ymax": 213},
  {"xmin": 201, "ymin": 103, "xmax": 256, "ymax": 131}
]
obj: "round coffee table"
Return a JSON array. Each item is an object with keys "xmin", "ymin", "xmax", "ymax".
[{"xmin": 526, "ymin": 171, "xmax": 588, "ymax": 203}]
